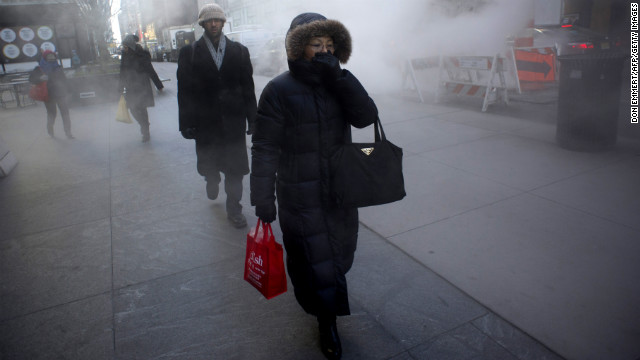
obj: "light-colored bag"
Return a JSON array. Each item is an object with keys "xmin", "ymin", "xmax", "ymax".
[{"xmin": 115, "ymin": 95, "xmax": 132, "ymax": 124}]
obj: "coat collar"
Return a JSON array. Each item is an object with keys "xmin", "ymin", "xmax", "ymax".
[
  {"xmin": 288, "ymin": 59, "xmax": 323, "ymax": 86},
  {"xmin": 196, "ymin": 35, "xmax": 232, "ymax": 72}
]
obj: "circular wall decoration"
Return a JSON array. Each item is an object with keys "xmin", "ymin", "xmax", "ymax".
[
  {"xmin": 40, "ymin": 41, "xmax": 56, "ymax": 52},
  {"xmin": 1, "ymin": 28, "xmax": 17, "ymax": 43},
  {"xmin": 3, "ymin": 44, "xmax": 20, "ymax": 59},
  {"xmin": 37, "ymin": 26, "xmax": 53, "ymax": 40},
  {"xmin": 19, "ymin": 27, "xmax": 35, "ymax": 42},
  {"xmin": 22, "ymin": 43, "xmax": 38, "ymax": 57}
]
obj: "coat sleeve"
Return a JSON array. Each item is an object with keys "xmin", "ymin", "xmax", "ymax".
[
  {"xmin": 332, "ymin": 70, "xmax": 378, "ymax": 129},
  {"xmin": 142, "ymin": 52, "xmax": 163, "ymax": 90},
  {"xmin": 28, "ymin": 66, "xmax": 43, "ymax": 84},
  {"xmin": 250, "ymin": 81, "xmax": 284, "ymax": 207},
  {"xmin": 118, "ymin": 59, "xmax": 125, "ymax": 94},
  {"xmin": 177, "ymin": 45, "xmax": 195, "ymax": 131},
  {"xmin": 240, "ymin": 45, "xmax": 258, "ymax": 129}
]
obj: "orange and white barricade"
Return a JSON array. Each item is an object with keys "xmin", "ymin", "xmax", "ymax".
[
  {"xmin": 402, "ymin": 56, "xmax": 441, "ymax": 103},
  {"xmin": 436, "ymin": 54, "xmax": 510, "ymax": 112},
  {"xmin": 511, "ymin": 46, "xmax": 557, "ymax": 90}
]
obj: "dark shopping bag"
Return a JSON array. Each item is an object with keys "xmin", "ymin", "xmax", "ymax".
[
  {"xmin": 330, "ymin": 117, "xmax": 406, "ymax": 208},
  {"xmin": 29, "ymin": 81, "xmax": 48, "ymax": 102},
  {"xmin": 244, "ymin": 219, "xmax": 287, "ymax": 299}
]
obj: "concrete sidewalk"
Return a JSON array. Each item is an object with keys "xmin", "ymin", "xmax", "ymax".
[{"xmin": 0, "ymin": 61, "xmax": 638, "ymax": 360}]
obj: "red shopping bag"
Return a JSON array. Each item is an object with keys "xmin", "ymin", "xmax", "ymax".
[
  {"xmin": 29, "ymin": 81, "xmax": 48, "ymax": 102},
  {"xmin": 244, "ymin": 219, "xmax": 287, "ymax": 299}
]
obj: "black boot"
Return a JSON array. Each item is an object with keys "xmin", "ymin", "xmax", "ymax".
[
  {"xmin": 141, "ymin": 125, "xmax": 150, "ymax": 143},
  {"xmin": 318, "ymin": 317, "xmax": 342, "ymax": 360},
  {"xmin": 205, "ymin": 178, "xmax": 219, "ymax": 200}
]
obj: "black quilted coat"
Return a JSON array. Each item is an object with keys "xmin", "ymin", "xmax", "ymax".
[{"xmin": 250, "ymin": 18, "xmax": 377, "ymax": 317}]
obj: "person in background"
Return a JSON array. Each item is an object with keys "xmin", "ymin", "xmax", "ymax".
[
  {"xmin": 250, "ymin": 12, "xmax": 378, "ymax": 360},
  {"xmin": 71, "ymin": 50, "xmax": 81, "ymax": 68},
  {"xmin": 29, "ymin": 50, "xmax": 74, "ymax": 139},
  {"xmin": 177, "ymin": 3, "xmax": 257, "ymax": 228},
  {"xmin": 119, "ymin": 34, "xmax": 164, "ymax": 143}
]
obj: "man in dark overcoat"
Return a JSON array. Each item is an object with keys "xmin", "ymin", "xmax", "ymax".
[{"xmin": 177, "ymin": 3, "xmax": 257, "ymax": 228}]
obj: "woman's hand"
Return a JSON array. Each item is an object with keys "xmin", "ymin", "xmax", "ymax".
[
  {"xmin": 256, "ymin": 203, "xmax": 277, "ymax": 223},
  {"xmin": 312, "ymin": 52, "xmax": 341, "ymax": 82}
]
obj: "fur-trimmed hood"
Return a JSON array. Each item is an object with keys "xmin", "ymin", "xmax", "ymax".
[{"xmin": 285, "ymin": 13, "xmax": 352, "ymax": 64}]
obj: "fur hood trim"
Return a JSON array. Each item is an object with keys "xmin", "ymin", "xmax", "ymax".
[{"xmin": 286, "ymin": 19, "xmax": 352, "ymax": 64}]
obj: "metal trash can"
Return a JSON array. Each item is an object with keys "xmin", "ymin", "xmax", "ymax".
[{"xmin": 556, "ymin": 53, "xmax": 628, "ymax": 151}]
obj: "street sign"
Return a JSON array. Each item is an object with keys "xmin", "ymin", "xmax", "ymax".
[
  {"xmin": 458, "ymin": 57, "xmax": 490, "ymax": 70},
  {"xmin": 514, "ymin": 48, "xmax": 556, "ymax": 82}
]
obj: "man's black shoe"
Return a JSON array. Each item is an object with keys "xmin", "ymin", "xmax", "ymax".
[{"xmin": 227, "ymin": 213, "xmax": 247, "ymax": 228}]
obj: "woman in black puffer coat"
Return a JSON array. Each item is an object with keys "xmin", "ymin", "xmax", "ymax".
[{"xmin": 250, "ymin": 13, "xmax": 377, "ymax": 360}]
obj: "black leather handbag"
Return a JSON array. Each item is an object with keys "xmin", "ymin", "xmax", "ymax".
[{"xmin": 330, "ymin": 117, "xmax": 406, "ymax": 208}]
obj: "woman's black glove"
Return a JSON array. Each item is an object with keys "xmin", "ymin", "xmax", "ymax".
[
  {"xmin": 181, "ymin": 127, "xmax": 196, "ymax": 139},
  {"xmin": 312, "ymin": 52, "xmax": 341, "ymax": 82},
  {"xmin": 256, "ymin": 203, "xmax": 277, "ymax": 223}
]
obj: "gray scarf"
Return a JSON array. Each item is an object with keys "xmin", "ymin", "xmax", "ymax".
[{"xmin": 203, "ymin": 34, "xmax": 226, "ymax": 70}]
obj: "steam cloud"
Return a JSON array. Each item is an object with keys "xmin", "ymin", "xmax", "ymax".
[{"xmin": 259, "ymin": 0, "xmax": 532, "ymax": 93}]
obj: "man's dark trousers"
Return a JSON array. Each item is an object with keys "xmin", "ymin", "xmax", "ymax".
[{"xmin": 195, "ymin": 141, "xmax": 243, "ymax": 215}]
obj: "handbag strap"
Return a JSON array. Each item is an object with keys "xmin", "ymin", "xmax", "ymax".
[
  {"xmin": 344, "ymin": 116, "xmax": 386, "ymax": 144},
  {"xmin": 373, "ymin": 116, "xmax": 387, "ymax": 142},
  {"xmin": 252, "ymin": 218, "xmax": 262, "ymax": 238},
  {"xmin": 252, "ymin": 219, "xmax": 275, "ymax": 244},
  {"xmin": 263, "ymin": 222, "xmax": 274, "ymax": 244}
]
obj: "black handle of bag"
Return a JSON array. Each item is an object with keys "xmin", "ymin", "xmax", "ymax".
[
  {"xmin": 345, "ymin": 116, "xmax": 386, "ymax": 144},
  {"xmin": 373, "ymin": 116, "xmax": 386, "ymax": 143}
]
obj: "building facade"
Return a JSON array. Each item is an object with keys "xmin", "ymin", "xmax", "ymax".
[
  {"xmin": 0, "ymin": 0, "xmax": 95, "ymax": 65},
  {"xmin": 118, "ymin": 0, "xmax": 198, "ymax": 46}
]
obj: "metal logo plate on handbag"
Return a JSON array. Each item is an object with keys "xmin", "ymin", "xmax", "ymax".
[{"xmin": 360, "ymin": 147, "xmax": 374, "ymax": 155}]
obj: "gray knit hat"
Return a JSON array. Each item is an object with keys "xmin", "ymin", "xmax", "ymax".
[{"xmin": 198, "ymin": 3, "xmax": 226, "ymax": 25}]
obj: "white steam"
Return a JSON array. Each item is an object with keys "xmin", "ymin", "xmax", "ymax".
[{"xmin": 260, "ymin": 0, "xmax": 532, "ymax": 93}]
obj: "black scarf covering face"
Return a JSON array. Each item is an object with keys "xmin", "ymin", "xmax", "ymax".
[{"xmin": 288, "ymin": 59, "xmax": 323, "ymax": 86}]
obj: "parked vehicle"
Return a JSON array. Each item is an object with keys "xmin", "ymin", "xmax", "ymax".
[
  {"xmin": 532, "ymin": 24, "xmax": 624, "ymax": 56},
  {"xmin": 160, "ymin": 25, "xmax": 195, "ymax": 62},
  {"xmin": 225, "ymin": 29, "xmax": 279, "ymax": 63},
  {"xmin": 252, "ymin": 36, "xmax": 287, "ymax": 76}
]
